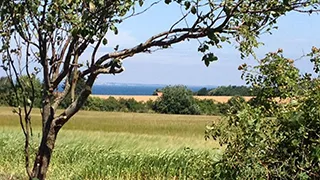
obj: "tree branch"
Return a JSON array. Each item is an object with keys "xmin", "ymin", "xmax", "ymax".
[{"xmin": 54, "ymin": 73, "xmax": 97, "ymax": 127}]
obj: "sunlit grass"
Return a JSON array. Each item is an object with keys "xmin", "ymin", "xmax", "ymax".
[{"xmin": 0, "ymin": 106, "xmax": 221, "ymax": 179}]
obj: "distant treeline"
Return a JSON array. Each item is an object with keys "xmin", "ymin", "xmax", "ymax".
[
  {"xmin": 76, "ymin": 86, "xmax": 246, "ymax": 115},
  {"xmin": 194, "ymin": 85, "xmax": 256, "ymax": 96},
  {"xmin": 0, "ymin": 76, "xmax": 248, "ymax": 116},
  {"xmin": 154, "ymin": 85, "xmax": 256, "ymax": 96}
]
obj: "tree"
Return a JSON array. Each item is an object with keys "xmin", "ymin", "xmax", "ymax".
[
  {"xmin": 196, "ymin": 87, "xmax": 209, "ymax": 96},
  {"xmin": 0, "ymin": 76, "xmax": 13, "ymax": 105},
  {"xmin": 206, "ymin": 48, "xmax": 320, "ymax": 179},
  {"xmin": 208, "ymin": 85, "xmax": 254, "ymax": 96},
  {"xmin": 0, "ymin": 0, "xmax": 319, "ymax": 179},
  {"xmin": 153, "ymin": 85, "xmax": 200, "ymax": 114},
  {"xmin": 0, "ymin": 76, "xmax": 42, "ymax": 107},
  {"xmin": 195, "ymin": 98, "xmax": 220, "ymax": 115}
]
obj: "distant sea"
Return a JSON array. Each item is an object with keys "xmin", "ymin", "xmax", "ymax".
[{"xmin": 92, "ymin": 84, "xmax": 216, "ymax": 95}]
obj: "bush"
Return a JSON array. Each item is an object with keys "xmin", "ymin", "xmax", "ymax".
[
  {"xmin": 153, "ymin": 85, "xmax": 201, "ymax": 115},
  {"xmin": 118, "ymin": 98, "xmax": 148, "ymax": 113},
  {"xmin": 82, "ymin": 97, "xmax": 106, "ymax": 111},
  {"xmin": 206, "ymin": 50, "xmax": 320, "ymax": 179},
  {"xmin": 195, "ymin": 99, "xmax": 220, "ymax": 115},
  {"xmin": 214, "ymin": 96, "xmax": 246, "ymax": 115},
  {"xmin": 102, "ymin": 97, "xmax": 123, "ymax": 111},
  {"xmin": 82, "ymin": 97, "xmax": 150, "ymax": 113}
]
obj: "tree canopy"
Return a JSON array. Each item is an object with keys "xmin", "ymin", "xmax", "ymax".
[
  {"xmin": 207, "ymin": 85, "xmax": 255, "ymax": 96},
  {"xmin": 153, "ymin": 85, "xmax": 200, "ymax": 114}
]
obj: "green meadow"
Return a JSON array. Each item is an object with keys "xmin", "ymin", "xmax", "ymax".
[{"xmin": 0, "ymin": 107, "xmax": 221, "ymax": 179}]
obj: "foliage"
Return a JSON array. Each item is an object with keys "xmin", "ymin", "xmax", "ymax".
[
  {"xmin": 194, "ymin": 85, "xmax": 256, "ymax": 96},
  {"xmin": 152, "ymin": 88, "xmax": 163, "ymax": 96},
  {"xmin": 208, "ymin": 85, "xmax": 255, "ymax": 96},
  {"xmin": 0, "ymin": 0, "xmax": 319, "ymax": 178},
  {"xmin": 215, "ymin": 96, "xmax": 246, "ymax": 115},
  {"xmin": 19, "ymin": 76, "xmax": 42, "ymax": 108},
  {"xmin": 195, "ymin": 87, "xmax": 209, "ymax": 96},
  {"xmin": 118, "ymin": 98, "xmax": 149, "ymax": 113},
  {"xmin": 0, "ymin": 76, "xmax": 42, "ymax": 107},
  {"xmin": 195, "ymin": 98, "xmax": 220, "ymax": 115},
  {"xmin": 0, "ymin": 76, "xmax": 13, "ymax": 106},
  {"xmin": 206, "ymin": 49, "xmax": 320, "ymax": 179},
  {"xmin": 82, "ymin": 96, "xmax": 149, "ymax": 113},
  {"xmin": 0, "ymin": 85, "xmax": 237, "ymax": 116},
  {"xmin": 153, "ymin": 85, "xmax": 201, "ymax": 115}
]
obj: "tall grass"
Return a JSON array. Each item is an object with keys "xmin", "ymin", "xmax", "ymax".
[{"xmin": 0, "ymin": 107, "xmax": 221, "ymax": 179}]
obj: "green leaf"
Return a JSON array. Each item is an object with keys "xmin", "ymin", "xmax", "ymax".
[
  {"xmin": 110, "ymin": 25, "xmax": 118, "ymax": 35},
  {"xmin": 283, "ymin": 0, "xmax": 289, "ymax": 6},
  {"xmin": 164, "ymin": 0, "xmax": 172, "ymax": 4},
  {"xmin": 220, "ymin": 36, "xmax": 227, "ymax": 42},
  {"xmin": 139, "ymin": 0, "xmax": 144, "ymax": 6},
  {"xmin": 207, "ymin": 32, "xmax": 219, "ymax": 44},
  {"xmin": 184, "ymin": 1, "xmax": 191, "ymax": 10},
  {"xmin": 202, "ymin": 53, "xmax": 218, "ymax": 67},
  {"xmin": 102, "ymin": 38, "xmax": 108, "ymax": 45},
  {"xmin": 198, "ymin": 44, "xmax": 209, "ymax": 53},
  {"xmin": 191, "ymin": 6, "xmax": 197, "ymax": 14}
]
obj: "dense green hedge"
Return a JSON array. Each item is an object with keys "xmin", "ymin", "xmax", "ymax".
[{"xmin": 80, "ymin": 96, "xmax": 153, "ymax": 113}]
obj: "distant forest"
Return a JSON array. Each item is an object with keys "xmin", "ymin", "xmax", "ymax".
[
  {"xmin": 194, "ymin": 85, "xmax": 256, "ymax": 96},
  {"xmin": 153, "ymin": 85, "xmax": 256, "ymax": 96}
]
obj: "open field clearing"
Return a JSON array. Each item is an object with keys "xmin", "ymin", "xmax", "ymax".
[
  {"xmin": 91, "ymin": 95, "xmax": 253, "ymax": 103},
  {"xmin": 0, "ymin": 107, "xmax": 221, "ymax": 179}
]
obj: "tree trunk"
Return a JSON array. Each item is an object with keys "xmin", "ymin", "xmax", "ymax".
[
  {"xmin": 31, "ymin": 126, "xmax": 58, "ymax": 179},
  {"xmin": 29, "ymin": 75, "xmax": 96, "ymax": 179},
  {"xmin": 31, "ymin": 121, "xmax": 59, "ymax": 180}
]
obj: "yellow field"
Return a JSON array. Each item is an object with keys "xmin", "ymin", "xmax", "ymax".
[{"xmin": 91, "ymin": 95, "xmax": 253, "ymax": 103}]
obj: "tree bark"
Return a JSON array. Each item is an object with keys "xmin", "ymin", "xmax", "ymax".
[
  {"xmin": 29, "ymin": 74, "xmax": 96, "ymax": 179},
  {"xmin": 31, "ymin": 97, "xmax": 58, "ymax": 180},
  {"xmin": 31, "ymin": 118, "xmax": 59, "ymax": 180}
]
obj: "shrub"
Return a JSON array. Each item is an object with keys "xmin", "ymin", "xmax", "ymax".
[
  {"xmin": 82, "ymin": 97, "xmax": 106, "ymax": 111},
  {"xmin": 206, "ymin": 50, "xmax": 320, "ymax": 179},
  {"xmin": 118, "ymin": 98, "xmax": 148, "ymax": 113},
  {"xmin": 153, "ymin": 85, "xmax": 201, "ymax": 115},
  {"xmin": 195, "ymin": 99, "xmax": 220, "ymax": 115}
]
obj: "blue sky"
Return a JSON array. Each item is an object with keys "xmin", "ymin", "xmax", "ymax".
[
  {"xmin": 1, "ymin": 1, "xmax": 319, "ymax": 86},
  {"xmin": 93, "ymin": 2, "xmax": 320, "ymax": 86}
]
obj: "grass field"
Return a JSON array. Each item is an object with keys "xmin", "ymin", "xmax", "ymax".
[{"xmin": 0, "ymin": 107, "xmax": 221, "ymax": 179}]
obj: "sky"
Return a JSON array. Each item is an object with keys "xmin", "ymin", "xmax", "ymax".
[
  {"xmin": 91, "ymin": 1, "xmax": 320, "ymax": 86},
  {"xmin": 1, "ymin": 1, "xmax": 319, "ymax": 86}
]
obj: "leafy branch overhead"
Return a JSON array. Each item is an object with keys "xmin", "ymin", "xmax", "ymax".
[{"xmin": 0, "ymin": 0, "xmax": 319, "ymax": 179}]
